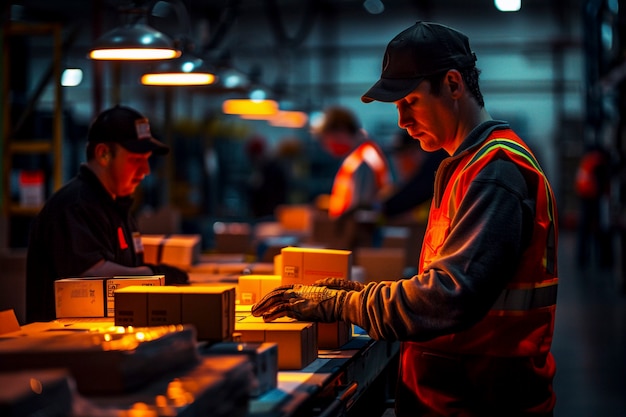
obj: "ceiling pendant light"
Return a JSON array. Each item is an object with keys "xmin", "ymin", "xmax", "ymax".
[
  {"xmin": 222, "ymin": 99, "xmax": 279, "ymax": 116},
  {"xmin": 141, "ymin": 53, "xmax": 217, "ymax": 85},
  {"xmin": 89, "ymin": 23, "xmax": 181, "ymax": 60}
]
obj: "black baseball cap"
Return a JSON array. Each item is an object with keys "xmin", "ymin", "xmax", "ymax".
[
  {"xmin": 361, "ymin": 21, "xmax": 477, "ymax": 103},
  {"xmin": 87, "ymin": 105, "xmax": 169, "ymax": 155}
]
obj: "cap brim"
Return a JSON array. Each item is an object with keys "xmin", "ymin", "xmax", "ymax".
[
  {"xmin": 120, "ymin": 137, "xmax": 170, "ymax": 155},
  {"xmin": 361, "ymin": 77, "xmax": 424, "ymax": 103}
]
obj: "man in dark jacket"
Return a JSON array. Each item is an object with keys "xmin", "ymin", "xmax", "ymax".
[{"xmin": 26, "ymin": 105, "xmax": 188, "ymax": 323}]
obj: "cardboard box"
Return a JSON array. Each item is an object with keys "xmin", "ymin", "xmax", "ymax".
[
  {"xmin": 205, "ymin": 342, "xmax": 278, "ymax": 397},
  {"xmin": 141, "ymin": 234, "xmax": 201, "ymax": 268},
  {"xmin": 0, "ymin": 324, "xmax": 198, "ymax": 395},
  {"xmin": 355, "ymin": 247, "xmax": 407, "ymax": 283},
  {"xmin": 54, "ymin": 276, "xmax": 164, "ymax": 318},
  {"xmin": 0, "ymin": 309, "xmax": 20, "ymax": 335},
  {"xmin": 281, "ymin": 247, "xmax": 352, "ymax": 286},
  {"xmin": 114, "ymin": 285, "xmax": 236, "ymax": 342},
  {"xmin": 213, "ymin": 222, "xmax": 252, "ymax": 254},
  {"xmin": 275, "ymin": 204, "xmax": 314, "ymax": 233},
  {"xmin": 237, "ymin": 275, "xmax": 282, "ymax": 305},
  {"xmin": 318, "ymin": 321, "xmax": 352, "ymax": 349},
  {"xmin": 235, "ymin": 317, "xmax": 317, "ymax": 370}
]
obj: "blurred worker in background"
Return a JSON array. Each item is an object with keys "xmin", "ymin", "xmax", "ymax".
[
  {"xmin": 253, "ymin": 21, "xmax": 559, "ymax": 417},
  {"xmin": 574, "ymin": 143, "xmax": 613, "ymax": 268},
  {"xmin": 314, "ymin": 105, "xmax": 393, "ymax": 248},
  {"xmin": 245, "ymin": 134, "xmax": 289, "ymax": 220},
  {"xmin": 26, "ymin": 105, "xmax": 189, "ymax": 323}
]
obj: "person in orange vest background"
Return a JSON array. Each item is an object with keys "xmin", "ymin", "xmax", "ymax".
[
  {"xmin": 574, "ymin": 143, "xmax": 612, "ymax": 268},
  {"xmin": 313, "ymin": 105, "xmax": 393, "ymax": 248},
  {"xmin": 253, "ymin": 21, "xmax": 559, "ymax": 417}
]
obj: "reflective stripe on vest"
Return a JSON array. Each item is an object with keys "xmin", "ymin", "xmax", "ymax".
[
  {"xmin": 462, "ymin": 137, "xmax": 558, "ymax": 314},
  {"xmin": 491, "ymin": 279, "xmax": 558, "ymax": 312},
  {"xmin": 462, "ymin": 138, "xmax": 555, "ymax": 223},
  {"xmin": 460, "ymin": 138, "xmax": 558, "ymax": 277},
  {"xmin": 328, "ymin": 141, "xmax": 391, "ymax": 217}
]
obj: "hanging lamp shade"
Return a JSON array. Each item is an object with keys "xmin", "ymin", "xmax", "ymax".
[
  {"xmin": 141, "ymin": 53, "xmax": 217, "ymax": 85},
  {"xmin": 89, "ymin": 23, "xmax": 182, "ymax": 60}
]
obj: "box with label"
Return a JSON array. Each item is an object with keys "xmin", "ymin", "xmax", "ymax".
[
  {"xmin": 205, "ymin": 342, "xmax": 278, "ymax": 397},
  {"xmin": 54, "ymin": 276, "xmax": 164, "ymax": 319},
  {"xmin": 114, "ymin": 285, "xmax": 236, "ymax": 342},
  {"xmin": 235, "ymin": 317, "xmax": 317, "ymax": 370},
  {"xmin": 237, "ymin": 275, "xmax": 282, "ymax": 305},
  {"xmin": 281, "ymin": 247, "xmax": 352, "ymax": 286},
  {"xmin": 141, "ymin": 234, "xmax": 201, "ymax": 269}
]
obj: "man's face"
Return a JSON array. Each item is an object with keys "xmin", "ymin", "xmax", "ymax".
[
  {"xmin": 394, "ymin": 78, "xmax": 458, "ymax": 155},
  {"xmin": 107, "ymin": 146, "xmax": 152, "ymax": 197}
]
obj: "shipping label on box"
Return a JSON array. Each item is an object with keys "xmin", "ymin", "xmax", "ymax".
[
  {"xmin": 55, "ymin": 276, "xmax": 164, "ymax": 319},
  {"xmin": 55, "ymin": 278, "xmax": 106, "ymax": 318},
  {"xmin": 107, "ymin": 276, "xmax": 164, "ymax": 317},
  {"xmin": 281, "ymin": 247, "xmax": 352, "ymax": 286},
  {"xmin": 141, "ymin": 234, "xmax": 201, "ymax": 269}
]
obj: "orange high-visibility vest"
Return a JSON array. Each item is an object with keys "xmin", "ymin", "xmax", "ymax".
[
  {"xmin": 413, "ymin": 130, "xmax": 558, "ymax": 356},
  {"xmin": 328, "ymin": 140, "xmax": 392, "ymax": 218}
]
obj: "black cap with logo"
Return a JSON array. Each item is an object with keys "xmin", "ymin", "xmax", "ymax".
[
  {"xmin": 361, "ymin": 21, "xmax": 477, "ymax": 103},
  {"xmin": 87, "ymin": 105, "xmax": 169, "ymax": 155}
]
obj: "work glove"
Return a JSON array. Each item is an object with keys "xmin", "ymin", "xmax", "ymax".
[
  {"xmin": 313, "ymin": 277, "xmax": 365, "ymax": 292},
  {"xmin": 146, "ymin": 263, "xmax": 190, "ymax": 285},
  {"xmin": 251, "ymin": 284, "xmax": 347, "ymax": 323}
]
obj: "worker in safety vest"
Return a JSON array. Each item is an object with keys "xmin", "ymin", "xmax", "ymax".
[
  {"xmin": 252, "ymin": 21, "xmax": 559, "ymax": 417},
  {"xmin": 313, "ymin": 106, "xmax": 393, "ymax": 249},
  {"xmin": 315, "ymin": 105, "xmax": 393, "ymax": 219}
]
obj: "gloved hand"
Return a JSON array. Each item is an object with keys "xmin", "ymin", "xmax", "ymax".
[
  {"xmin": 251, "ymin": 284, "xmax": 347, "ymax": 323},
  {"xmin": 313, "ymin": 277, "xmax": 364, "ymax": 292},
  {"xmin": 146, "ymin": 263, "xmax": 190, "ymax": 285}
]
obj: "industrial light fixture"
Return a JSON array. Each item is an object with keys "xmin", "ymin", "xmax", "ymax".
[
  {"xmin": 141, "ymin": 53, "xmax": 217, "ymax": 85},
  {"xmin": 89, "ymin": 23, "xmax": 181, "ymax": 60},
  {"xmin": 222, "ymin": 99, "xmax": 279, "ymax": 116},
  {"xmin": 89, "ymin": 1, "xmax": 195, "ymax": 61}
]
